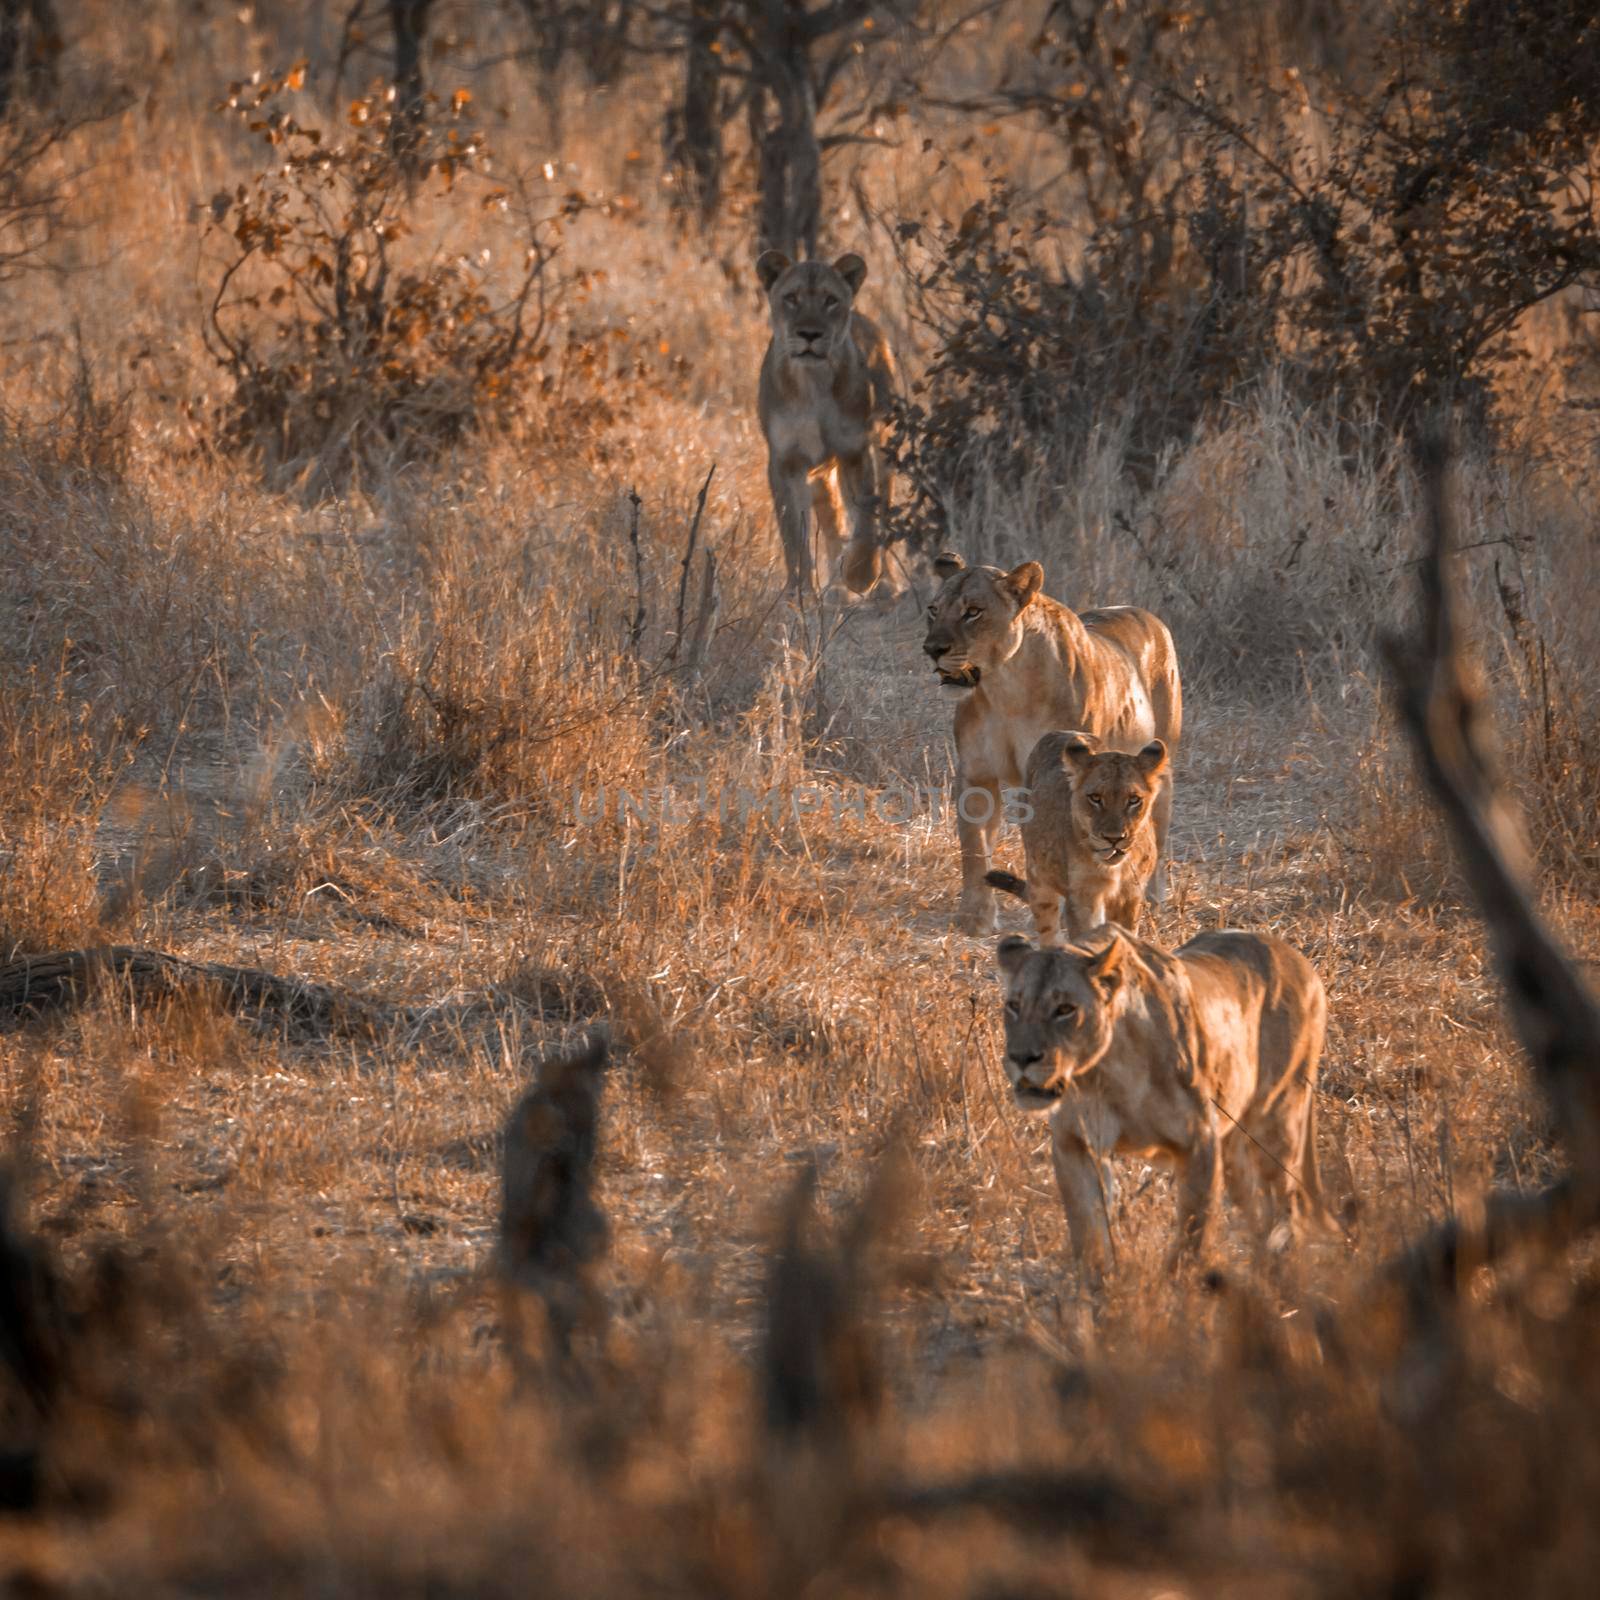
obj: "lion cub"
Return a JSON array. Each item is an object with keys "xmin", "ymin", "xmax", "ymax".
[
  {"xmin": 986, "ymin": 730, "xmax": 1167, "ymax": 946},
  {"xmin": 997, "ymin": 927, "xmax": 1329, "ymax": 1281}
]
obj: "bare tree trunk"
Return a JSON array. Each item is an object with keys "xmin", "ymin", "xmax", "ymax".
[
  {"xmin": 0, "ymin": 0, "xmax": 60, "ymax": 119},
  {"xmin": 388, "ymin": 0, "xmax": 433, "ymax": 164},
  {"xmin": 514, "ymin": 0, "xmax": 570, "ymax": 78},
  {"xmin": 516, "ymin": 2, "xmax": 635, "ymax": 86},
  {"xmin": 672, "ymin": 0, "xmax": 725, "ymax": 222},
  {"xmin": 748, "ymin": 1, "xmax": 825, "ymax": 259},
  {"xmin": 753, "ymin": 61, "xmax": 822, "ymax": 259},
  {"xmin": 586, "ymin": 2, "xmax": 635, "ymax": 87}
]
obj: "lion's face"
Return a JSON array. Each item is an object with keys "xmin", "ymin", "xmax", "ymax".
[
  {"xmin": 921, "ymin": 554, "xmax": 1044, "ymax": 689},
  {"xmin": 995, "ymin": 934, "xmax": 1126, "ymax": 1107},
  {"xmin": 1060, "ymin": 738, "xmax": 1167, "ymax": 864},
  {"xmin": 757, "ymin": 251, "xmax": 866, "ymax": 366}
]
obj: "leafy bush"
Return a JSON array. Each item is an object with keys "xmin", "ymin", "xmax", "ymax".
[
  {"xmin": 886, "ymin": 158, "xmax": 1274, "ymax": 547},
  {"xmin": 886, "ymin": 0, "xmax": 1600, "ymax": 551},
  {"xmin": 204, "ymin": 66, "xmax": 579, "ymax": 489}
]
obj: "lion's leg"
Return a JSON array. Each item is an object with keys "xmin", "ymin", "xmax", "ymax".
[
  {"xmin": 1028, "ymin": 882, "xmax": 1064, "ymax": 947},
  {"xmin": 1252, "ymin": 1083, "xmax": 1325, "ymax": 1246},
  {"xmin": 836, "ymin": 449, "xmax": 882, "ymax": 595},
  {"xmin": 1169, "ymin": 1121, "xmax": 1223, "ymax": 1271},
  {"xmin": 769, "ymin": 457, "xmax": 814, "ymax": 594},
  {"xmin": 1224, "ymin": 1135, "xmax": 1269, "ymax": 1243},
  {"xmin": 1052, "ymin": 1126, "xmax": 1115, "ymax": 1288},
  {"xmin": 1149, "ymin": 769, "xmax": 1175, "ymax": 903},
  {"xmin": 1106, "ymin": 878, "xmax": 1144, "ymax": 934},
  {"xmin": 808, "ymin": 465, "xmax": 846, "ymax": 591},
  {"xmin": 956, "ymin": 772, "xmax": 1003, "ymax": 935},
  {"xmin": 1063, "ymin": 886, "xmax": 1109, "ymax": 941}
]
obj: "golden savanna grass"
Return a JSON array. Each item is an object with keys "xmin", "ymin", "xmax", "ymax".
[{"xmin": 2, "ymin": 3, "xmax": 1600, "ymax": 1594}]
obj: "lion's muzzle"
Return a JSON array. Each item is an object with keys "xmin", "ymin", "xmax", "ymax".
[
  {"xmin": 1007, "ymin": 1049, "xmax": 1063, "ymax": 1108},
  {"xmin": 925, "ymin": 640, "xmax": 980, "ymax": 689},
  {"xmin": 1011, "ymin": 1079, "xmax": 1062, "ymax": 1110}
]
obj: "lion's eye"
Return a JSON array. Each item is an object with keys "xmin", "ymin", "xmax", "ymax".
[
  {"xmin": 1087, "ymin": 794, "xmax": 1103, "ymax": 809},
  {"xmin": 823, "ymin": 294, "xmax": 839, "ymax": 309},
  {"xmin": 784, "ymin": 294, "xmax": 800, "ymax": 308},
  {"xmin": 1127, "ymin": 796, "xmax": 1142, "ymax": 811},
  {"xmin": 1054, "ymin": 1002, "xmax": 1077, "ymax": 1022},
  {"xmin": 1004, "ymin": 999, "xmax": 1019, "ymax": 1017},
  {"xmin": 962, "ymin": 606, "xmax": 982, "ymax": 621}
]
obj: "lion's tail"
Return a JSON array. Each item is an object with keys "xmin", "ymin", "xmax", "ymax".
[{"xmin": 984, "ymin": 869, "xmax": 1028, "ymax": 900}]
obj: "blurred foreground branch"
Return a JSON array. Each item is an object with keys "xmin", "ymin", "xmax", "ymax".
[{"xmin": 1382, "ymin": 431, "xmax": 1600, "ymax": 1286}]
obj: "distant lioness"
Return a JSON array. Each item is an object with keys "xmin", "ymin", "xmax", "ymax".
[
  {"xmin": 986, "ymin": 731, "xmax": 1168, "ymax": 946},
  {"xmin": 997, "ymin": 928, "xmax": 1329, "ymax": 1282},
  {"xmin": 757, "ymin": 250, "xmax": 897, "ymax": 596},
  {"xmin": 923, "ymin": 553, "xmax": 1181, "ymax": 934}
]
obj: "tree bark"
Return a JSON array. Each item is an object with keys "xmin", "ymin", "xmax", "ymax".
[
  {"xmin": 388, "ymin": 0, "xmax": 434, "ymax": 164},
  {"xmin": 747, "ymin": 1, "xmax": 823, "ymax": 259},
  {"xmin": 674, "ymin": 0, "xmax": 725, "ymax": 222},
  {"xmin": 753, "ymin": 59, "xmax": 822, "ymax": 259},
  {"xmin": 0, "ymin": 0, "xmax": 60, "ymax": 119}
]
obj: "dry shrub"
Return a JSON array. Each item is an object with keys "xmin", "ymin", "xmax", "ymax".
[
  {"xmin": 0, "ymin": 417, "xmax": 367, "ymax": 747},
  {"xmin": 1487, "ymin": 526, "xmax": 1600, "ymax": 883},
  {"xmin": 0, "ymin": 667, "xmax": 131, "ymax": 957},
  {"xmin": 347, "ymin": 568, "xmax": 660, "ymax": 812},
  {"xmin": 205, "ymin": 67, "xmax": 577, "ymax": 491},
  {"xmin": 1342, "ymin": 726, "xmax": 1459, "ymax": 905}
]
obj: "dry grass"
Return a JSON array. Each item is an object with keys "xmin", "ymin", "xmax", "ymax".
[{"xmin": 1, "ymin": 4, "xmax": 1599, "ymax": 1594}]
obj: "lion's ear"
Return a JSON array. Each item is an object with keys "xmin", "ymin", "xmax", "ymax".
[
  {"xmin": 1083, "ymin": 934, "xmax": 1126, "ymax": 992},
  {"xmin": 1136, "ymin": 739, "xmax": 1169, "ymax": 779},
  {"xmin": 832, "ymin": 252, "xmax": 867, "ymax": 294},
  {"xmin": 1061, "ymin": 732, "xmax": 1099, "ymax": 770},
  {"xmin": 757, "ymin": 250, "xmax": 792, "ymax": 291},
  {"xmin": 1002, "ymin": 561, "xmax": 1044, "ymax": 610},
  {"xmin": 997, "ymin": 935, "xmax": 1034, "ymax": 979},
  {"xmin": 932, "ymin": 550, "xmax": 967, "ymax": 579}
]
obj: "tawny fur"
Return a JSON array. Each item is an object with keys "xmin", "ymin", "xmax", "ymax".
[
  {"xmin": 987, "ymin": 731, "xmax": 1168, "ymax": 946},
  {"xmin": 923, "ymin": 553, "xmax": 1182, "ymax": 934},
  {"xmin": 757, "ymin": 250, "xmax": 897, "ymax": 596},
  {"xmin": 996, "ymin": 928, "xmax": 1328, "ymax": 1283}
]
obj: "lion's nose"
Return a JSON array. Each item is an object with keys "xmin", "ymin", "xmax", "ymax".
[
  {"xmin": 1009, "ymin": 1050, "xmax": 1043, "ymax": 1071},
  {"xmin": 797, "ymin": 327, "xmax": 823, "ymax": 343},
  {"xmin": 923, "ymin": 640, "xmax": 946, "ymax": 660}
]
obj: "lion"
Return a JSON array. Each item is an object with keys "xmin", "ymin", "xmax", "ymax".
[
  {"xmin": 985, "ymin": 731, "xmax": 1168, "ymax": 946},
  {"xmin": 757, "ymin": 250, "xmax": 897, "ymax": 597},
  {"xmin": 923, "ymin": 553, "xmax": 1182, "ymax": 934},
  {"xmin": 996, "ymin": 927, "xmax": 1329, "ymax": 1283}
]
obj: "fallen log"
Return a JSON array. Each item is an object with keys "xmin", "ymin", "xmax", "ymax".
[{"xmin": 0, "ymin": 946, "xmax": 391, "ymax": 1036}]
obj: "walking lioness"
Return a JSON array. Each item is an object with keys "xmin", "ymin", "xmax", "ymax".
[
  {"xmin": 923, "ymin": 553, "xmax": 1181, "ymax": 934},
  {"xmin": 757, "ymin": 250, "xmax": 897, "ymax": 596},
  {"xmin": 986, "ymin": 731, "xmax": 1168, "ymax": 945},
  {"xmin": 996, "ymin": 928, "xmax": 1328, "ymax": 1282}
]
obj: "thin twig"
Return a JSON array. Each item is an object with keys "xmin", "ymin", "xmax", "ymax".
[
  {"xmin": 668, "ymin": 463, "xmax": 716, "ymax": 664},
  {"xmin": 625, "ymin": 487, "xmax": 646, "ymax": 656}
]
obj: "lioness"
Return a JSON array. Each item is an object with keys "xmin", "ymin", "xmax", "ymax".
[
  {"xmin": 923, "ymin": 553, "xmax": 1181, "ymax": 934},
  {"xmin": 997, "ymin": 928, "xmax": 1328, "ymax": 1282},
  {"xmin": 986, "ymin": 731, "xmax": 1168, "ymax": 946},
  {"xmin": 757, "ymin": 250, "xmax": 897, "ymax": 596}
]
